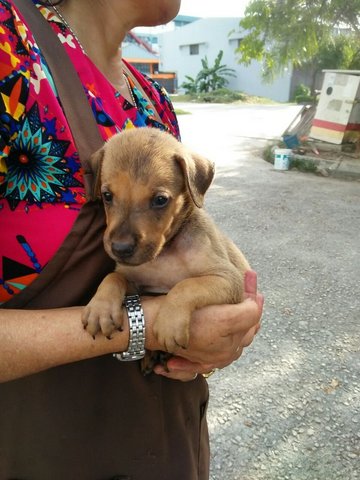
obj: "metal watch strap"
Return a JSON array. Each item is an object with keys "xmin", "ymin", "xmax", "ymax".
[{"xmin": 113, "ymin": 294, "xmax": 146, "ymax": 361}]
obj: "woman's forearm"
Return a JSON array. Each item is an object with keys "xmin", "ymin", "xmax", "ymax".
[
  {"xmin": 0, "ymin": 306, "xmax": 124, "ymax": 382},
  {"xmin": 0, "ymin": 292, "xmax": 262, "ymax": 383},
  {"xmin": 0, "ymin": 299, "xmax": 162, "ymax": 383}
]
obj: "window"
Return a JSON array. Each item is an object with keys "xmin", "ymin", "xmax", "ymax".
[
  {"xmin": 131, "ymin": 63, "xmax": 151, "ymax": 75},
  {"xmin": 229, "ymin": 38, "xmax": 243, "ymax": 49},
  {"xmin": 189, "ymin": 44, "xmax": 199, "ymax": 55}
]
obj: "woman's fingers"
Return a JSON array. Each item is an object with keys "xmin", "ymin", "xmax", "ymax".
[
  {"xmin": 216, "ymin": 298, "xmax": 262, "ymax": 337},
  {"xmin": 244, "ymin": 269, "xmax": 258, "ymax": 296},
  {"xmin": 165, "ymin": 356, "xmax": 214, "ymax": 373},
  {"xmin": 151, "ymin": 270, "xmax": 264, "ymax": 382},
  {"xmin": 153, "ymin": 367, "xmax": 198, "ymax": 382}
]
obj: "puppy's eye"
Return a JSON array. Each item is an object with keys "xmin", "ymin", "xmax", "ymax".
[
  {"xmin": 151, "ymin": 194, "xmax": 169, "ymax": 209},
  {"xmin": 102, "ymin": 191, "xmax": 113, "ymax": 203}
]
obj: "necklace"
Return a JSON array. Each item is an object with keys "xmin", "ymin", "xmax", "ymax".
[
  {"xmin": 51, "ymin": 3, "xmax": 136, "ymax": 106},
  {"xmin": 52, "ymin": 3, "xmax": 85, "ymax": 54},
  {"xmin": 122, "ymin": 73, "xmax": 137, "ymax": 106}
]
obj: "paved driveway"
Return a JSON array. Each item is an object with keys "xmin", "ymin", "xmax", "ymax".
[
  {"xmin": 176, "ymin": 102, "xmax": 301, "ymax": 157},
  {"xmin": 177, "ymin": 103, "xmax": 360, "ymax": 480}
]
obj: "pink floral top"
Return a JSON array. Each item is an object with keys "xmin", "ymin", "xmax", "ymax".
[{"xmin": 0, "ymin": 0, "xmax": 180, "ymax": 304}]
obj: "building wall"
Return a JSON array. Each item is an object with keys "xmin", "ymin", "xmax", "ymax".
[
  {"xmin": 158, "ymin": 18, "xmax": 293, "ymax": 102},
  {"xmin": 123, "ymin": 40, "xmax": 176, "ymax": 93}
]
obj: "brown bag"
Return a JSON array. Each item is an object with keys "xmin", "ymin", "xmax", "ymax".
[{"xmin": 0, "ymin": 2, "xmax": 210, "ymax": 479}]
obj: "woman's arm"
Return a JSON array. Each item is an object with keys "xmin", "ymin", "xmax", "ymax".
[
  {"xmin": 0, "ymin": 272, "xmax": 263, "ymax": 383},
  {"xmin": 0, "ymin": 306, "xmax": 124, "ymax": 382}
]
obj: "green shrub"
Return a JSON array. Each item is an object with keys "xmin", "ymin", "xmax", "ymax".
[
  {"xmin": 193, "ymin": 88, "xmax": 247, "ymax": 103},
  {"xmin": 290, "ymin": 158, "xmax": 317, "ymax": 172},
  {"xmin": 292, "ymin": 84, "xmax": 315, "ymax": 104},
  {"xmin": 263, "ymin": 144, "xmax": 276, "ymax": 164},
  {"xmin": 263, "ymin": 142, "xmax": 318, "ymax": 173}
]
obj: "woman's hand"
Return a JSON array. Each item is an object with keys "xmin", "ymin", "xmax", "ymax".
[{"xmin": 153, "ymin": 270, "xmax": 264, "ymax": 381}]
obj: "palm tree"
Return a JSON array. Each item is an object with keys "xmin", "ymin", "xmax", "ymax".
[
  {"xmin": 196, "ymin": 50, "xmax": 236, "ymax": 92},
  {"xmin": 181, "ymin": 75, "xmax": 198, "ymax": 94}
]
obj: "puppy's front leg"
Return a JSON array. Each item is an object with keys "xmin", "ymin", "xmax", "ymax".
[
  {"xmin": 82, "ymin": 271, "xmax": 128, "ymax": 338},
  {"xmin": 153, "ymin": 275, "xmax": 240, "ymax": 352}
]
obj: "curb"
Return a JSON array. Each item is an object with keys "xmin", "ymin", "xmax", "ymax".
[{"xmin": 290, "ymin": 153, "xmax": 360, "ymax": 181}]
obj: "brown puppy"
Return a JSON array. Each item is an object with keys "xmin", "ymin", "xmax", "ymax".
[{"xmin": 82, "ymin": 127, "xmax": 250, "ymax": 371}]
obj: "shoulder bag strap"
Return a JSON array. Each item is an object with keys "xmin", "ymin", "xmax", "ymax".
[{"xmin": 12, "ymin": 0, "xmax": 104, "ymax": 198}]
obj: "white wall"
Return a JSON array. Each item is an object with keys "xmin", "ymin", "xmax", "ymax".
[{"xmin": 158, "ymin": 18, "xmax": 292, "ymax": 102}]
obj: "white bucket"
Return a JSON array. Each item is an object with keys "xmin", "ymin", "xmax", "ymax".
[{"xmin": 274, "ymin": 148, "xmax": 291, "ymax": 170}]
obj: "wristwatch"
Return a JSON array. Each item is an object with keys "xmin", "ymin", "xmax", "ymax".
[{"xmin": 113, "ymin": 294, "xmax": 146, "ymax": 361}]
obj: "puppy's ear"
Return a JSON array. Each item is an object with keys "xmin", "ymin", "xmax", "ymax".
[
  {"xmin": 175, "ymin": 151, "xmax": 215, "ymax": 208},
  {"xmin": 87, "ymin": 146, "xmax": 105, "ymax": 201}
]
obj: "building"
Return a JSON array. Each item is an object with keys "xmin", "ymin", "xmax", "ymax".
[
  {"xmin": 123, "ymin": 15, "xmax": 200, "ymax": 93},
  {"xmin": 126, "ymin": 16, "xmax": 296, "ymax": 102},
  {"xmin": 158, "ymin": 17, "xmax": 293, "ymax": 102},
  {"xmin": 133, "ymin": 15, "xmax": 199, "ymax": 54},
  {"xmin": 123, "ymin": 32, "xmax": 176, "ymax": 93}
]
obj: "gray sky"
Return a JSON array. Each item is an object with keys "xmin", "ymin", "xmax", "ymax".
[{"xmin": 178, "ymin": 0, "xmax": 250, "ymax": 17}]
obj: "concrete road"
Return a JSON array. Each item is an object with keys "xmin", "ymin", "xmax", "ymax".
[
  {"xmin": 176, "ymin": 102, "xmax": 301, "ymax": 159},
  {"xmin": 177, "ymin": 104, "xmax": 360, "ymax": 480}
]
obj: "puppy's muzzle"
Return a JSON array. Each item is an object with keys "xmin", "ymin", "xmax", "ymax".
[{"xmin": 111, "ymin": 239, "xmax": 137, "ymax": 261}]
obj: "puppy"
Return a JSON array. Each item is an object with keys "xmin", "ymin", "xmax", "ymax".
[{"xmin": 82, "ymin": 127, "xmax": 250, "ymax": 373}]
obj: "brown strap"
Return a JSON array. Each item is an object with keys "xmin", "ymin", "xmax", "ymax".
[{"xmin": 12, "ymin": 0, "xmax": 104, "ymax": 197}]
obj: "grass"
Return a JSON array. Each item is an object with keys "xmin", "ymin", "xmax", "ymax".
[
  {"xmin": 171, "ymin": 94, "xmax": 194, "ymax": 102},
  {"xmin": 170, "ymin": 89, "xmax": 277, "ymax": 105},
  {"xmin": 263, "ymin": 143, "xmax": 318, "ymax": 173},
  {"xmin": 174, "ymin": 108, "xmax": 191, "ymax": 115},
  {"xmin": 290, "ymin": 157, "xmax": 317, "ymax": 173}
]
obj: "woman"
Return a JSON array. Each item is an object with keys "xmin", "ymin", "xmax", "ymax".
[{"xmin": 0, "ymin": 1, "xmax": 263, "ymax": 478}]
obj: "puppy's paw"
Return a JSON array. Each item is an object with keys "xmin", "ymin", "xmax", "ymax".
[
  {"xmin": 153, "ymin": 309, "xmax": 190, "ymax": 353},
  {"xmin": 82, "ymin": 297, "xmax": 123, "ymax": 338},
  {"xmin": 141, "ymin": 350, "xmax": 172, "ymax": 375}
]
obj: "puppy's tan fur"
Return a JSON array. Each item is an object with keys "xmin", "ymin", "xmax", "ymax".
[{"xmin": 82, "ymin": 128, "xmax": 250, "ymax": 371}]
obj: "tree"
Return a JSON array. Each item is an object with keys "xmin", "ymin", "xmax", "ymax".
[
  {"xmin": 181, "ymin": 75, "xmax": 198, "ymax": 95},
  {"xmin": 181, "ymin": 50, "xmax": 236, "ymax": 94},
  {"xmin": 316, "ymin": 35, "xmax": 360, "ymax": 72},
  {"xmin": 236, "ymin": 0, "xmax": 360, "ymax": 90},
  {"xmin": 302, "ymin": 34, "xmax": 360, "ymax": 94},
  {"xmin": 196, "ymin": 50, "xmax": 237, "ymax": 92}
]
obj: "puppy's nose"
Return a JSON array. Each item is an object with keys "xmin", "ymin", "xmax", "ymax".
[{"xmin": 111, "ymin": 240, "xmax": 136, "ymax": 259}]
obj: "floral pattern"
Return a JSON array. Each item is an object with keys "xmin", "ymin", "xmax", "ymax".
[{"xmin": 1, "ymin": 102, "xmax": 81, "ymax": 210}]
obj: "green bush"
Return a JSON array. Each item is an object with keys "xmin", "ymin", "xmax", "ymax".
[
  {"xmin": 192, "ymin": 88, "xmax": 247, "ymax": 103},
  {"xmin": 290, "ymin": 158, "xmax": 317, "ymax": 172},
  {"xmin": 263, "ymin": 143, "xmax": 318, "ymax": 173},
  {"xmin": 292, "ymin": 84, "xmax": 315, "ymax": 104},
  {"xmin": 263, "ymin": 144, "xmax": 276, "ymax": 164}
]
